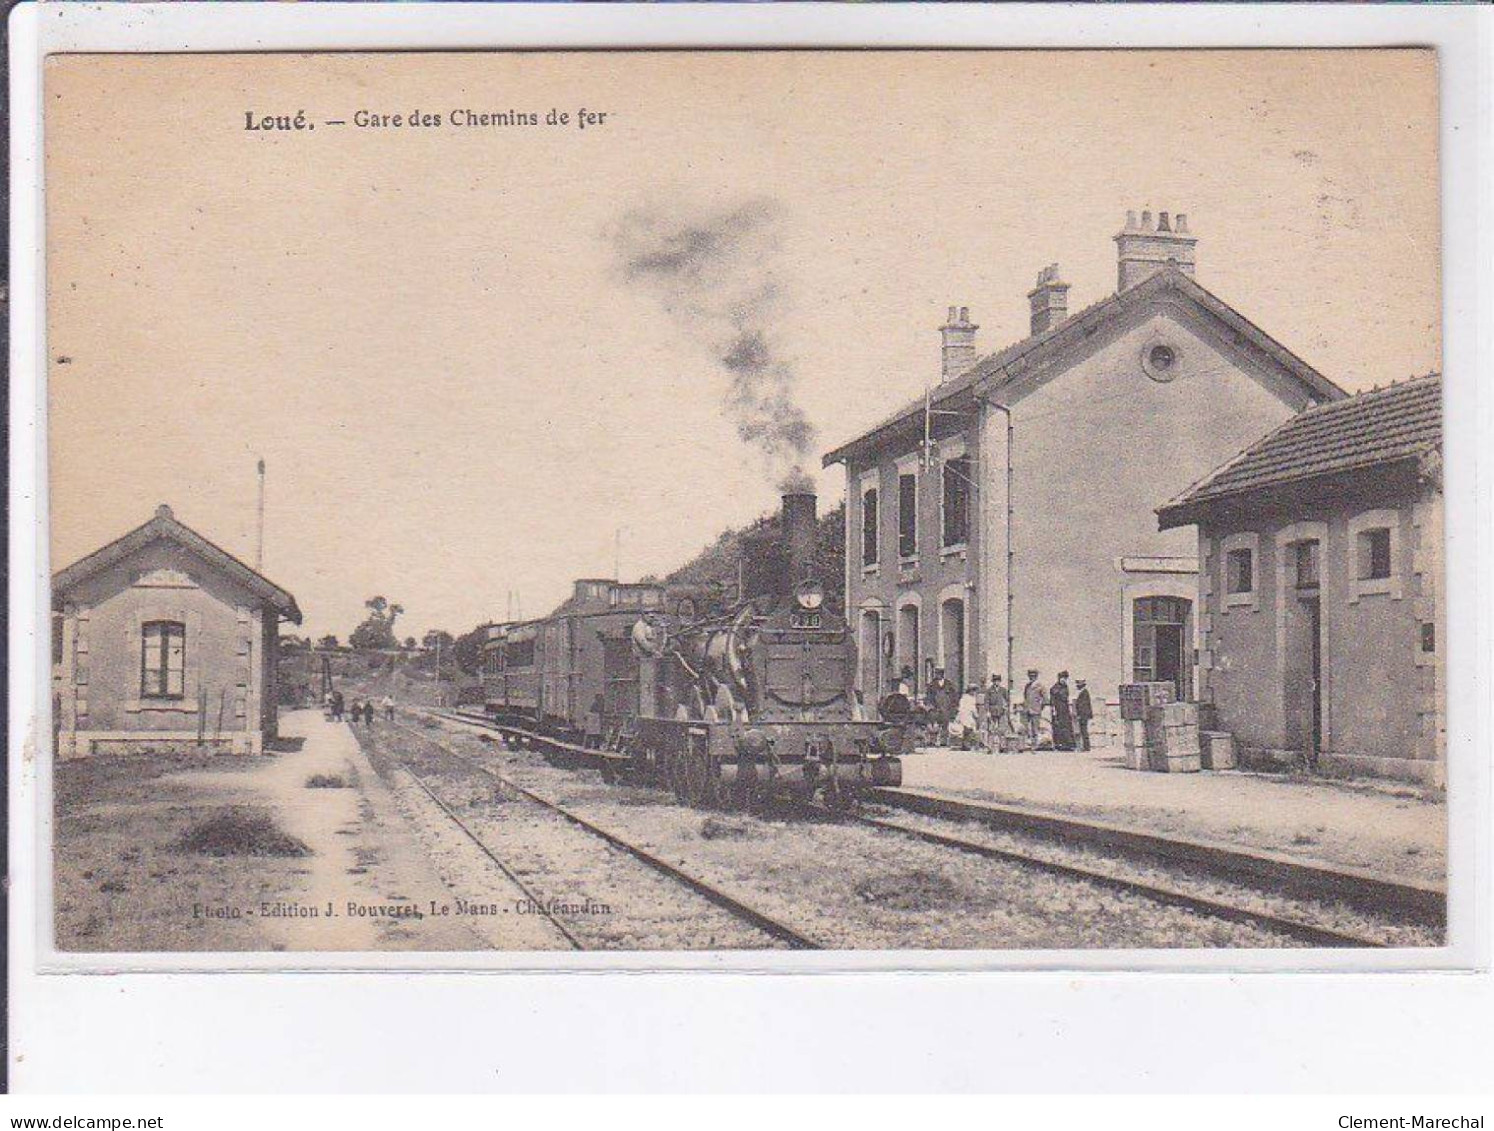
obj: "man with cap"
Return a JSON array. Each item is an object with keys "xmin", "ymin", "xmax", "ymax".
[
  {"xmin": 983, "ymin": 673, "xmax": 1010, "ymax": 752},
  {"xmin": 925, "ymin": 667, "xmax": 958, "ymax": 747},
  {"xmin": 1074, "ymin": 679, "xmax": 1095, "ymax": 751},
  {"xmin": 1021, "ymin": 669, "xmax": 1047, "ymax": 750}
]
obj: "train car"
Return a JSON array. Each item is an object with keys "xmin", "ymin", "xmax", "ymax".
[
  {"xmin": 484, "ymin": 581, "xmax": 665, "ymax": 745},
  {"xmin": 629, "ymin": 491, "xmax": 903, "ymax": 810},
  {"xmin": 481, "ymin": 620, "xmax": 540, "ymax": 726}
]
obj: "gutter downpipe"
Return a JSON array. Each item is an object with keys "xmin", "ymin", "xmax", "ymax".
[{"xmin": 986, "ymin": 399, "xmax": 1016, "ymax": 696}]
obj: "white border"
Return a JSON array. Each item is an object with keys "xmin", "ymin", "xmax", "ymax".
[{"xmin": 9, "ymin": 1, "xmax": 1493, "ymax": 1092}]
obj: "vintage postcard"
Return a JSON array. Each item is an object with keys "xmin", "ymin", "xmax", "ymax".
[{"xmin": 40, "ymin": 48, "xmax": 1447, "ymax": 964}]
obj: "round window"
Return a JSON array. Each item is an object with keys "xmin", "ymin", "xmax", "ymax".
[{"xmin": 1142, "ymin": 339, "xmax": 1182, "ymax": 382}]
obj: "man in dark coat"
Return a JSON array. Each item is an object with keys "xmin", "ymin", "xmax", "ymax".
[
  {"xmin": 1074, "ymin": 679, "xmax": 1094, "ymax": 751},
  {"xmin": 925, "ymin": 668, "xmax": 958, "ymax": 747},
  {"xmin": 1049, "ymin": 671, "xmax": 1075, "ymax": 751}
]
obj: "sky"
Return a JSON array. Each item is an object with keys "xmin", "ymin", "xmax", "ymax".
[{"xmin": 46, "ymin": 50, "xmax": 1440, "ymax": 640}]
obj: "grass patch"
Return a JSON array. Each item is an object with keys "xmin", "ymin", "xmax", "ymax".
[
  {"xmin": 175, "ymin": 806, "xmax": 310, "ymax": 858},
  {"xmin": 855, "ymin": 868, "xmax": 961, "ymax": 912},
  {"xmin": 699, "ymin": 816, "xmax": 760, "ymax": 841},
  {"xmin": 305, "ymin": 773, "xmax": 348, "ymax": 789}
]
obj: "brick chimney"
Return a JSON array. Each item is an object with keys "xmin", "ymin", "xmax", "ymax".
[
  {"xmin": 1027, "ymin": 264, "xmax": 1069, "ymax": 336},
  {"xmin": 1114, "ymin": 209, "xmax": 1197, "ymax": 292},
  {"xmin": 939, "ymin": 305, "xmax": 978, "ymax": 382}
]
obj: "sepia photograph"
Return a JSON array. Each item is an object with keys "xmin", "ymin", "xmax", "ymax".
[{"xmin": 39, "ymin": 47, "xmax": 1447, "ymax": 961}]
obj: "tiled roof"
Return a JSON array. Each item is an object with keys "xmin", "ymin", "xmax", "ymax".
[
  {"xmin": 1160, "ymin": 373, "xmax": 1442, "ymax": 517},
  {"xmin": 53, "ymin": 504, "xmax": 303, "ymax": 623},
  {"xmin": 822, "ymin": 269, "xmax": 1344, "ymax": 467}
]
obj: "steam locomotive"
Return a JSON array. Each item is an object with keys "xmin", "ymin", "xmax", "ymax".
[{"xmin": 481, "ymin": 492, "xmax": 904, "ymax": 809}]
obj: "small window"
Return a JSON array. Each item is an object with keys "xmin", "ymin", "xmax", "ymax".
[
  {"xmin": 1359, "ymin": 527, "xmax": 1392, "ymax": 581},
  {"xmin": 141, "ymin": 620, "xmax": 186, "ymax": 698},
  {"xmin": 1225, "ymin": 548, "xmax": 1254, "ymax": 595},
  {"xmin": 1421, "ymin": 622, "xmax": 1436, "ymax": 654},
  {"xmin": 898, "ymin": 472, "xmax": 918, "ymax": 559},
  {"xmin": 1294, "ymin": 541, "xmax": 1320, "ymax": 590},
  {"xmin": 942, "ymin": 456, "xmax": 971, "ymax": 548},
  {"xmin": 862, "ymin": 486, "xmax": 879, "ymax": 567}
]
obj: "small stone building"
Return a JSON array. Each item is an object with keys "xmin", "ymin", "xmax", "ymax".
[
  {"xmin": 52, "ymin": 505, "xmax": 303, "ymax": 758},
  {"xmin": 823, "ymin": 210, "xmax": 1345, "ymax": 707},
  {"xmin": 1157, "ymin": 374, "xmax": 1444, "ymax": 784}
]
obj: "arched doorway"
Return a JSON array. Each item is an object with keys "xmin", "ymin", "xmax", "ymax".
[
  {"xmin": 858, "ymin": 608, "xmax": 883, "ymax": 703},
  {"xmin": 1131, "ymin": 595, "xmax": 1192, "ymax": 701},
  {"xmin": 940, "ymin": 597, "xmax": 966, "ymax": 690},
  {"xmin": 897, "ymin": 601, "xmax": 920, "ymax": 695}
]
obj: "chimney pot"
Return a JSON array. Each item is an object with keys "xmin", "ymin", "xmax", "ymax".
[
  {"xmin": 940, "ymin": 305, "xmax": 979, "ymax": 382},
  {"xmin": 1027, "ymin": 264, "xmax": 1070, "ymax": 337},
  {"xmin": 1115, "ymin": 207, "xmax": 1198, "ymax": 291},
  {"xmin": 1125, "ymin": 210, "xmax": 1138, "ymax": 231}
]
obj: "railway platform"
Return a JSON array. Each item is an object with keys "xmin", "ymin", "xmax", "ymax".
[{"xmin": 895, "ymin": 746, "xmax": 1446, "ymax": 886}]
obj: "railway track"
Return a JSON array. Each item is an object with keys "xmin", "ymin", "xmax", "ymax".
[
  {"xmin": 854, "ymin": 813, "xmax": 1385, "ymax": 949},
  {"xmin": 388, "ymin": 718, "xmax": 821, "ymax": 950},
  {"xmin": 421, "ymin": 709, "xmax": 1396, "ymax": 949}
]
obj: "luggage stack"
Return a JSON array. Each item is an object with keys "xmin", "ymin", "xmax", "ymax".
[
  {"xmin": 1118, "ymin": 682, "xmax": 1176, "ymax": 772},
  {"xmin": 1144, "ymin": 701, "xmax": 1201, "ymax": 772}
]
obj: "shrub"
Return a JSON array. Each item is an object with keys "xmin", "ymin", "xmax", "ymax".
[
  {"xmin": 176, "ymin": 807, "xmax": 310, "ymax": 858},
  {"xmin": 305, "ymin": 774, "xmax": 347, "ymax": 789}
]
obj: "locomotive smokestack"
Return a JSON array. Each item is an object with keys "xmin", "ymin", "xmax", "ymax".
[{"xmin": 782, "ymin": 491, "xmax": 818, "ymax": 586}]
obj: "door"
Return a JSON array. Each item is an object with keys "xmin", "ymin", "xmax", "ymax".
[
  {"xmin": 1154, "ymin": 624, "xmax": 1184, "ymax": 700},
  {"xmin": 940, "ymin": 598, "xmax": 965, "ymax": 690},
  {"xmin": 1132, "ymin": 596, "xmax": 1192, "ymax": 701},
  {"xmin": 859, "ymin": 610, "xmax": 882, "ymax": 702},
  {"xmin": 1307, "ymin": 597, "xmax": 1322, "ymax": 760}
]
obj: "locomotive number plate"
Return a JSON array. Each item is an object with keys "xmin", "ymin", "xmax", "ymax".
[{"xmin": 790, "ymin": 612, "xmax": 823, "ymax": 629}]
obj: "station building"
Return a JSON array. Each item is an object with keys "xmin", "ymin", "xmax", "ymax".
[
  {"xmin": 1158, "ymin": 375, "xmax": 1444, "ymax": 784},
  {"xmin": 823, "ymin": 211, "xmax": 1345, "ymax": 708},
  {"xmin": 52, "ymin": 504, "xmax": 303, "ymax": 758}
]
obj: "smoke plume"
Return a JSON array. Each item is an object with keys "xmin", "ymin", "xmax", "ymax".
[{"xmin": 606, "ymin": 198, "xmax": 817, "ymax": 490}]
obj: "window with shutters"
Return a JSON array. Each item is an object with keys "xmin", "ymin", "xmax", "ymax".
[
  {"xmin": 898, "ymin": 472, "xmax": 918, "ymax": 560},
  {"xmin": 941, "ymin": 456, "xmax": 971, "ymax": 548},
  {"xmin": 141, "ymin": 620, "xmax": 186, "ymax": 699},
  {"xmin": 861, "ymin": 486, "xmax": 879, "ymax": 567}
]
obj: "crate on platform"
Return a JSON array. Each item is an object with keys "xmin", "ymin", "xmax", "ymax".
[
  {"xmin": 1120, "ymin": 719, "xmax": 1147, "ymax": 747},
  {"xmin": 1201, "ymin": 731, "xmax": 1237, "ymax": 771},
  {"xmin": 1144, "ymin": 701, "xmax": 1200, "ymax": 729},
  {"xmin": 1118, "ymin": 682, "xmax": 1175, "ymax": 721},
  {"xmin": 1123, "ymin": 743, "xmax": 1151, "ymax": 771},
  {"xmin": 1151, "ymin": 752, "xmax": 1202, "ymax": 773},
  {"xmin": 1148, "ymin": 723, "xmax": 1201, "ymax": 757}
]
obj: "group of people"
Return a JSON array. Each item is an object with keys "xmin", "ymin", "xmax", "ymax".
[
  {"xmin": 323, "ymin": 690, "xmax": 396, "ymax": 726},
  {"xmin": 879, "ymin": 666, "xmax": 1094, "ymax": 753}
]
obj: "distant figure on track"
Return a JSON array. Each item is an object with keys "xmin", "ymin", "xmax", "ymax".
[
  {"xmin": 382, "ymin": 694, "xmax": 395, "ymax": 721},
  {"xmin": 364, "ymin": 699, "xmax": 376, "ymax": 726},
  {"xmin": 331, "ymin": 690, "xmax": 345, "ymax": 722}
]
